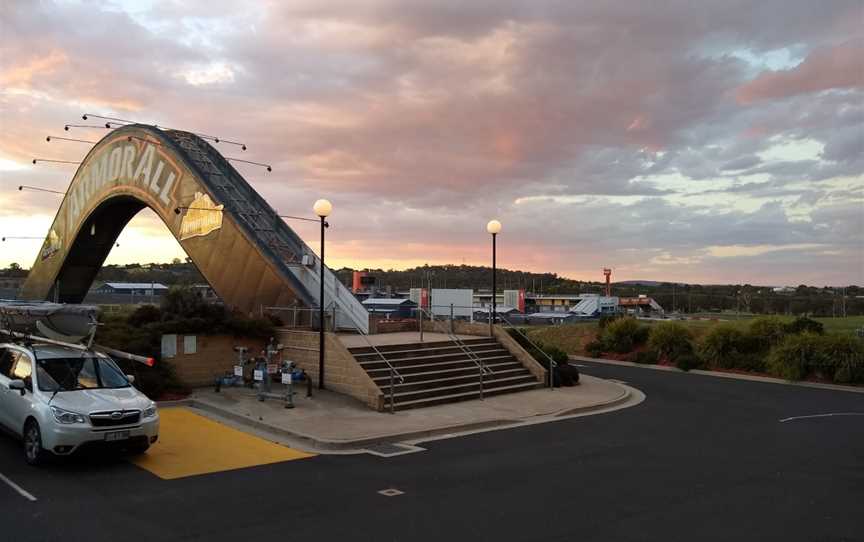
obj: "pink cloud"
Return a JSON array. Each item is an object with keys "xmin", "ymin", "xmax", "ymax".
[{"xmin": 736, "ymin": 39, "xmax": 864, "ymax": 104}]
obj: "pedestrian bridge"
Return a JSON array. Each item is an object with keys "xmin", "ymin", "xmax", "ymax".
[{"xmin": 20, "ymin": 124, "xmax": 368, "ymax": 333}]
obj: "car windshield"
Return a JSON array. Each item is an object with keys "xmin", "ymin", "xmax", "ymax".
[{"xmin": 36, "ymin": 356, "xmax": 130, "ymax": 392}]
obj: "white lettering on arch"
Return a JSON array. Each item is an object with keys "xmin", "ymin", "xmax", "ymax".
[
  {"xmin": 108, "ymin": 147, "xmax": 123, "ymax": 182},
  {"xmin": 122, "ymin": 145, "xmax": 136, "ymax": 180},
  {"xmin": 132, "ymin": 144, "xmax": 155, "ymax": 187}
]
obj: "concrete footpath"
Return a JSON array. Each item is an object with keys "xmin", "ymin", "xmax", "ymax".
[{"xmin": 168, "ymin": 374, "xmax": 636, "ymax": 453}]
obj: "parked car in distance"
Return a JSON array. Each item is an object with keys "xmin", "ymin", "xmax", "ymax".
[{"xmin": 0, "ymin": 341, "xmax": 159, "ymax": 465}]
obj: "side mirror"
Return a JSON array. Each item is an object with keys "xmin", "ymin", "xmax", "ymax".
[
  {"xmin": 126, "ymin": 375, "xmax": 136, "ymax": 384},
  {"xmin": 8, "ymin": 380, "xmax": 25, "ymax": 395}
]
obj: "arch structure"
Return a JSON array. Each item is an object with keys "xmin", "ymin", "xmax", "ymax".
[{"xmin": 21, "ymin": 124, "xmax": 369, "ymax": 333}]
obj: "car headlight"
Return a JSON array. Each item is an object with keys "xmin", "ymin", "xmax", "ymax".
[
  {"xmin": 50, "ymin": 406, "xmax": 86, "ymax": 424},
  {"xmin": 142, "ymin": 404, "xmax": 157, "ymax": 419}
]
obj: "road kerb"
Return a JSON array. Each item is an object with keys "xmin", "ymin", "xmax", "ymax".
[{"xmin": 572, "ymin": 356, "xmax": 864, "ymax": 394}]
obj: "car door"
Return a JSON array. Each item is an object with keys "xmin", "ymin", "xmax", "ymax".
[
  {"xmin": 6, "ymin": 349, "xmax": 35, "ymax": 435},
  {"xmin": 0, "ymin": 348, "xmax": 16, "ymax": 430}
]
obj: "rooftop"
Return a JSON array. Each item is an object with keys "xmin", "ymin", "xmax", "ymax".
[
  {"xmin": 101, "ymin": 282, "xmax": 169, "ymax": 290},
  {"xmin": 362, "ymin": 298, "xmax": 416, "ymax": 306}
]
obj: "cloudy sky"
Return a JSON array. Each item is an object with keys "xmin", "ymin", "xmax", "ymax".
[{"xmin": 1, "ymin": 0, "xmax": 862, "ymax": 286}]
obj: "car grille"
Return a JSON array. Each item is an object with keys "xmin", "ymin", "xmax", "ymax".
[{"xmin": 89, "ymin": 410, "xmax": 141, "ymax": 427}]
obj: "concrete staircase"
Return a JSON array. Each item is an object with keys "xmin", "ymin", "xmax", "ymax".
[{"xmin": 348, "ymin": 337, "xmax": 541, "ymax": 411}]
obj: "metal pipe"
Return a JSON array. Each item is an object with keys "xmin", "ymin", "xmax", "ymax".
[
  {"xmin": 389, "ymin": 366, "xmax": 395, "ymax": 414},
  {"xmin": 450, "ymin": 303, "xmax": 454, "ymax": 334},
  {"xmin": 318, "ymin": 216, "xmax": 326, "ymax": 390},
  {"xmin": 491, "ymin": 232, "xmax": 497, "ymax": 337}
]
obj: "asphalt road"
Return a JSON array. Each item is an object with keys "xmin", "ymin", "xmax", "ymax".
[{"xmin": 2, "ymin": 362, "xmax": 863, "ymax": 542}]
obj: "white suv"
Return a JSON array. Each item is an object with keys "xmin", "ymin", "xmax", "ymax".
[{"xmin": 0, "ymin": 342, "xmax": 159, "ymax": 465}]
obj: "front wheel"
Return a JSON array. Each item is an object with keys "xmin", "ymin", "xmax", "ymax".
[{"xmin": 23, "ymin": 420, "xmax": 47, "ymax": 466}]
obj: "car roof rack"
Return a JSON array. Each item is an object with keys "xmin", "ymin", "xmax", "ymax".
[{"xmin": 0, "ymin": 301, "xmax": 155, "ymax": 366}]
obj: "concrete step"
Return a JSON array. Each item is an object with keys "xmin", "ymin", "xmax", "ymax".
[
  {"xmin": 364, "ymin": 354, "xmax": 516, "ymax": 376},
  {"xmin": 358, "ymin": 348, "xmax": 509, "ymax": 368},
  {"xmin": 378, "ymin": 367, "xmax": 532, "ymax": 393},
  {"xmin": 353, "ymin": 343, "xmax": 503, "ymax": 362},
  {"xmin": 386, "ymin": 381, "xmax": 542, "ymax": 411},
  {"xmin": 348, "ymin": 338, "xmax": 497, "ymax": 356},
  {"xmin": 384, "ymin": 374, "xmax": 538, "ymax": 403},
  {"xmin": 370, "ymin": 360, "xmax": 524, "ymax": 384}
]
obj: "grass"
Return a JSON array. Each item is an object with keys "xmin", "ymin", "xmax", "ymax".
[
  {"xmin": 814, "ymin": 316, "xmax": 864, "ymax": 335},
  {"xmin": 523, "ymin": 322, "xmax": 596, "ymax": 355}
]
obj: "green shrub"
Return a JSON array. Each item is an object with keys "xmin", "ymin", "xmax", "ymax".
[
  {"xmin": 749, "ymin": 316, "xmax": 788, "ymax": 348},
  {"xmin": 602, "ymin": 317, "xmax": 649, "ymax": 354},
  {"xmin": 634, "ymin": 350, "xmax": 659, "ymax": 364},
  {"xmin": 699, "ymin": 323, "xmax": 764, "ymax": 371},
  {"xmin": 767, "ymin": 333, "xmax": 864, "ymax": 383},
  {"xmin": 585, "ymin": 340, "xmax": 603, "ymax": 358},
  {"xmin": 784, "ymin": 316, "xmax": 824, "ymax": 336},
  {"xmin": 816, "ymin": 334, "xmax": 864, "ymax": 383},
  {"xmin": 544, "ymin": 345, "xmax": 570, "ymax": 365},
  {"xmin": 647, "ymin": 322, "xmax": 693, "ymax": 362},
  {"xmin": 675, "ymin": 354, "xmax": 702, "ymax": 372},
  {"xmin": 598, "ymin": 314, "xmax": 624, "ymax": 329},
  {"xmin": 506, "ymin": 328, "xmax": 568, "ymax": 367},
  {"xmin": 127, "ymin": 304, "xmax": 162, "ymax": 327},
  {"xmin": 766, "ymin": 333, "xmax": 826, "ymax": 381}
]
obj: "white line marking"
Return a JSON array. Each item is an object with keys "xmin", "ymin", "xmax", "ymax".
[
  {"xmin": 780, "ymin": 412, "xmax": 864, "ymax": 423},
  {"xmin": 0, "ymin": 472, "xmax": 37, "ymax": 502},
  {"xmin": 377, "ymin": 488, "xmax": 405, "ymax": 497}
]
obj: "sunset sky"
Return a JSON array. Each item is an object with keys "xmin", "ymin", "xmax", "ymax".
[{"xmin": 1, "ymin": 0, "xmax": 862, "ymax": 286}]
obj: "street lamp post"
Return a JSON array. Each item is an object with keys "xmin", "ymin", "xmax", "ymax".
[
  {"xmin": 313, "ymin": 198, "xmax": 332, "ymax": 390},
  {"xmin": 486, "ymin": 220, "xmax": 502, "ymax": 336}
]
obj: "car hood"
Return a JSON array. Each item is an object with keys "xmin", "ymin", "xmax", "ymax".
[{"xmin": 49, "ymin": 387, "xmax": 151, "ymax": 414}]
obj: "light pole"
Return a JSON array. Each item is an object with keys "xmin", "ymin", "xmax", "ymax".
[
  {"xmin": 313, "ymin": 198, "xmax": 332, "ymax": 390},
  {"xmin": 486, "ymin": 220, "xmax": 502, "ymax": 336}
]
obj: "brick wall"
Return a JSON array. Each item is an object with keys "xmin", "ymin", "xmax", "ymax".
[
  {"xmin": 371, "ymin": 319, "xmax": 419, "ymax": 334},
  {"xmin": 492, "ymin": 327, "xmax": 548, "ymax": 384},
  {"xmin": 163, "ymin": 334, "xmax": 266, "ymax": 387},
  {"xmin": 277, "ymin": 329, "xmax": 383, "ymax": 411}
]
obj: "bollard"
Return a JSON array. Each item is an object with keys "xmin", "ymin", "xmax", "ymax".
[
  {"xmin": 450, "ymin": 303, "xmax": 455, "ymax": 333},
  {"xmin": 306, "ymin": 370, "xmax": 313, "ymax": 398},
  {"xmin": 283, "ymin": 371, "xmax": 295, "ymax": 409}
]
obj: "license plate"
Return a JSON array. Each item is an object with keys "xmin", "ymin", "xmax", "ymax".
[{"xmin": 104, "ymin": 430, "xmax": 130, "ymax": 442}]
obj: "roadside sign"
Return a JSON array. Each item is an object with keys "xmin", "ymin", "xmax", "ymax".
[
  {"xmin": 234, "ymin": 365, "xmax": 243, "ymax": 377},
  {"xmin": 281, "ymin": 373, "xmax": 292, "ymax": 385},
  {"xmin": 253, "ymin": 370, "xmax": 264, "ymax": 381}
]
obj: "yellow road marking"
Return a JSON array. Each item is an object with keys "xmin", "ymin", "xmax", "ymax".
[{"xmin": 131, "ymin": 407, "xmax": 314, "ymax": 480}]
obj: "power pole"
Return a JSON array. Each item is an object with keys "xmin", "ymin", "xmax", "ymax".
[{"xmin": 672, "ymin": 283, "xmax": 676, "ymax": 313}]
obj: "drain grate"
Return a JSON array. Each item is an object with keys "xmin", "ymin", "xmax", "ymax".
[{"xmin": 365, "ymin": 442, "xmax": 425, "ymax": 457}]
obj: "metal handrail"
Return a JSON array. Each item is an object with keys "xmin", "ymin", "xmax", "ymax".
[
  {"xmin": 496, "ymin": 312, "xmax": 557, "ymax": 389},
  {"xmin": 418, "ymin": 306, "xmax": 493, "ymax": 376},
  {"xmin": 331, "ymin": 303, "xmax": 405, "ymax": 414},
  {"xmin": 417, "ymin": 305, "xmax": 491, "ymax": 399}
]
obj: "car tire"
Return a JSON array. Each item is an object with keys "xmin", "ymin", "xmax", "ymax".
[{"xmin": 23, "ymin": 420, "xmax": 47, "ymax": 466}]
